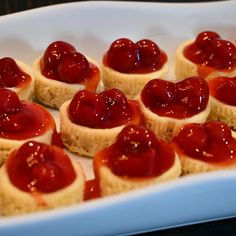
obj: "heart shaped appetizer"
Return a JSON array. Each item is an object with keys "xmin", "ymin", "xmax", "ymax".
[
  {"xmin": 138, "ymin": 76, "xmax": 210, "ymax": 141},
  {"xmin": 175, "ymin": 31, "xmax": 236, "ymax": 80},
  {"xmin": 93, "ymin": 124, "xmax": 181, "ymax": 196},
  {"xmin": 60, "ymin": 88, "xmax": 144, "ymax": 157},
  {"xmin": 102, "ymin": 38, "xmax": 168, "ymax": 99},
  {"xmin": 172, "ymin": 121, "xmax": 236, "ymax": 174},
  {"xmin": 0, "ymin": 141, "xmax": 85, "ymax": 216},
  {"xmin": 33, "ymin": 41, "xmax": 103, "ymax": 109}
]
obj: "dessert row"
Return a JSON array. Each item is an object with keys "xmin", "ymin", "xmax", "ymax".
[{"xmin": 0, "ymin": 30, "xmax": 236, "ymax": 216}]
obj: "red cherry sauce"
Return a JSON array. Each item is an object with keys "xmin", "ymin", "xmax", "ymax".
[
  {"xmin": 103, "ymin": 38, "xmax": 167, "ymax": 73},
  {"xmin": 40, "ymin": 41, "xmax": 100, "ymax": 92},
  {"xmin": 0, "ymin": 88, "xmax": 55, "ymax": 140},
  {"xmin": 68, "ymin": 88, "xmax": 144, "ymax": 129},
  {"xmin": 141, "ymin": 77, "xmax": 209, "ymax": 119},
  {"xmin": 173, "ymin": 121, "xmax": 236, "ymax": 166},
  {"xmin": 7, "ymin": 141, "xmax": 76, "ymax": 197},
  {"xmin": 93, "ymin": 125, "xmax": 175, "ymax": 179},
  {"xmin": 208, "ymin": 76, "xmax": 236, "ymax": 106},
  {"xmin": 0, "ymin": 57, "xmax": 31, "ymax": 88},
  {"xmin": 84, "ymin": 179, "xmax": 101, "ymax": 200},
  {"xmin": 184, "ymin": 31, "xmax": 236, "ymax": 78}
]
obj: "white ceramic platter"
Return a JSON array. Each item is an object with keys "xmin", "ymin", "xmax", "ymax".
[{"xmin": 0, "ymin": 1, "xmax": 236, "ymax": 235}]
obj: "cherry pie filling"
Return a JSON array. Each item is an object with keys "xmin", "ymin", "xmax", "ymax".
[
  {"xmin": 173, "ymin": 121, "xmax": 236, "ymax": 165},
  {"xmin": 68, "ymin": 88, "xmax": 144, "ymax": 129},
  {"xmin": 0, "ymin": 88, "xmax": 55, "ymax": 140},
  {"xmin": 40, "ymin": 41, "xmax": 100, "ymax": 91},
  {"xmin": 103, "ymin": 38, "xmax": 167, "ymax": 73},
  {"xmin": 141, "ymin": 76, "xmax": 209, "ymax": 119},
  {"xmin": 208, "ymin": 76, "xmax": 236, "ymax": 106},
  {"xmin": 0, "ymin": 57, "xmax": 31, "ymax": 88},
  {"xmin": 94, "ymin": 125, "xmax": 176, "ymax": 179},
  {"xmin": 183, "ymin": 31, "xmax": 236, "ymax": 78},
  {"xmin": 7, "ymin": 141, "xmax": 76, "ymax": 194}
]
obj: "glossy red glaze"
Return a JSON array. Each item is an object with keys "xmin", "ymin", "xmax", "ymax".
[
  {"xmin": 41, "ymin": 41, "xmax": 100, "ymax": 91},
  {"xmin": 0, "ymin": 57, "xmax": 31, "ymax": 88},
  {"xmin": 104, "ymin": 38, "xmax": 167, "ymax": 73},
  {"xmin": 7, "ymin": 141, "xmax": 76, "ymax": 193},
  {"xmin": 84, "ymin": 179, "xmax": 101, "ymax": 200},
  {"xmin": 208, "ymin": 76, "xmax": 236, "ymax": 106},
  {"xmin": 68, "ymin": 88, "xmax": 144, "ymax": 128},
  {"xmin": 141, "ymin": 77, "xmax": 209, "ymax": 118},
  {"xmin": 184, "ymin": 31, "xmax": 236, "ymax": 78},
  {"xmin": 0, "ymin": 100, "xmax": 55, "ymax": 140},
  {"xmin": 93, "ymin": 125, "xmax": 175, "ymax": 178},
  {"xmin": 173, "ymin": 121, "xmax": 236, "ymax": 165}
]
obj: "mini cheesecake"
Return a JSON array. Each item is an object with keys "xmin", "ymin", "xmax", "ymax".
[
  {"xmin": 175, "ymin": 31, "xmax": 236, "ymax": 81},
  {"xmin": 33, "ymin": 41, "xmax": 103, "ymax": 109},
  {"xmin": 60, "ymin": 88, "xmax": 144, "ymax": 157},
  {"xmin": 0, "ymin": 141, "xmax": 85, "ymax": 216},
  {"xmin": 0, "ymin": 88, "xmax": 56, "ymax": 165},
  {"xmin": 0, "ymin": 57, "xmax": 35, "ymax": 101},
  {"xmin": 102, "ymin": 38, "xmax": 168, "ymax": 99},
  {"xmin": 137, "ymin": 77, "xmax": 210, "ymax": 141},
  {"xmin": 93, "ymin": 125, "xmax": 181, "ymax": 196},
  {"xmin": 208, "ymin": 76, "xmax": 236, "ymax": 129},
  {"xmin": 172, "ymin": 121, "xmax": 236, "ymax": 174}
]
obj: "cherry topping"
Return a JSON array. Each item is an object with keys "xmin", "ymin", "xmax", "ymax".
[
  {"xmin": 57, "ymin": 52, "xmax": 89, "ymax": 83},
  {"xmin": 173, "ymin": 121, "xmax": 236, "ymax": 164},
  {"xmin": 177, "ymin": 76, "xmax": 209, "ymax": 112},
  {"xmin": 184, "ymin": 31, "xmax": 236, "ymax": 70},
  {"xmin": 105, "ymin": 38, "xmax": 167, "ymax": 73},
  {"xmin": 68, "ymin": 90, "xmax": 106, "ymax": 128},
  {"xmin": 136, "ymin": 39, "xmax": 161, "ymax": 67},
  {"xmin": 173, "ymin": 123, "xmax": 208, "ymax": 156},
  {"xmin": 95, "ymin": 124, "xmax": 176, "ymax": 178},
  {"xmin": 209, "ymin": 76, "xmax": 236, "ymax": 106},
  {"xmin": 141, "ymin": 77, "xmax": 209, "ymax": 118},
  {"xmin": 107, "ymin": 38, "xmax": 137, "ymax": 72},
  {"xmin": 7, "ymin": 141, "xmax": 76, "ymax": 193},
  {"xmin": 41, "ymin": 41, "xmax": 76, "ymax": 78},
  {"xmin": 0, "ymin": 88, "xmax": 22, "ymax": 115},
  {"xmin": 116, "ymin": 124, "xmax": 156, "ymax": 154},
  {"xmin": 0, "ymin": 57, "xmax": 30, "ymax": 88}
]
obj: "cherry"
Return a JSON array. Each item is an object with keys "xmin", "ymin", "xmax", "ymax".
[
  {"xmin": 100, "ymin": 88, "xmax": 129, "ymax": 126},
  {"xmin": 142, "ymin": 79, "xmax": 176, "ymax": 106},
  {"xmin": 116, "ymin": 124, "xmax": 156, "ymax": 154},
  {"xmin": 41, "ymin": 41, "xmax": 76, "ymax": 78},
  {"xmin": 0, "ymin": 57, "xmax": 28, "ymax": 87},
  {"xmin": 212, "ymin": 77, "xmax": 236, "ymax": 106},
  {"xmin": 177, "ymin": 76, "xmax": 209, "ymax": 112},
  {"xmin": 57, "ymin": 52, "xmax": 89, "ymax": 83},
  {"xmin": 106, "ymin": 38, "xmax": 137, "ymax": 72},
  {"xmin": 68, "ymin": 90, "xmax": 106, "ymax": 128},
  {"xmin": 195, "ymin": 31, "xmax": 220, "ymax": 48},
  {"xmin": 0, "ymin": 88, "xmax": 22, "ymax": 115},
  {"xmin": 173, "ymin": 123, "xmax": 208, "ymax": 156},
  {"xmin": 136, "ymin": 39, "xmax": 161, "ymax": 66},
  {"xmin": 204, "ymin": 121, "xmax": 232, "ymax": 143}
]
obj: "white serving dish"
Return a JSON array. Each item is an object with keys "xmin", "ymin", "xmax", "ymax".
[{"xmin": 0, "ymin": 1, "xmax": 236, "ymax": 235}]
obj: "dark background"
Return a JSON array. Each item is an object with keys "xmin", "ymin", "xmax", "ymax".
[{"xmin": 0, "ymin": 0, "xmax": 235, "ymax": 235}]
